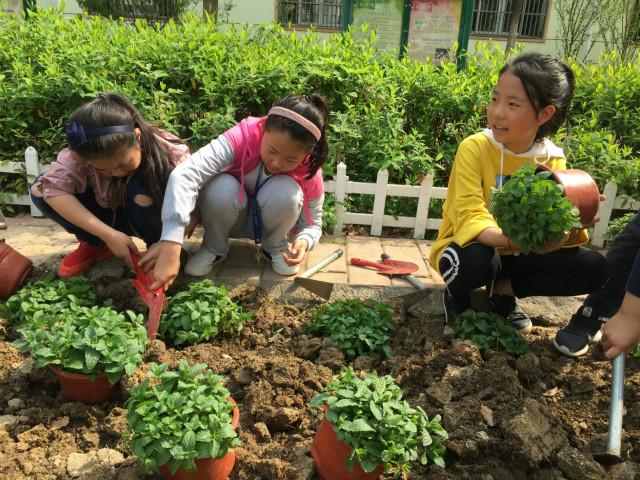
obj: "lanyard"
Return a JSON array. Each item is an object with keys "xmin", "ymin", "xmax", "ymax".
[{"xmin": 252, "ymin": 163, "xmax": 273, "ymax": 246}]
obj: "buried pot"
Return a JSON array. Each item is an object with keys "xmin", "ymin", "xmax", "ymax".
[
  {"xmin": 311, "ymin": 404, "xmax": 384, "ymax": 480},
  {"xmin": 48, "ymin": 365, "xmax": 118, "ymax": 403},
  {"xmin": 157, "ymin": 398, "xmax": 240, "ymax": 480}
]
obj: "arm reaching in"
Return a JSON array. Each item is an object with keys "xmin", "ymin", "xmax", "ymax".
[
  {"xmin": 602, "ymin": 292, "xmax": 640, "ymax": 359},
  {"xmin": 139, "ymin": 241, "xmax": 182, "ymax": 291},
  {"xmin": 45, "ymin": 194, "xmax": 139, "ymax": 270}
]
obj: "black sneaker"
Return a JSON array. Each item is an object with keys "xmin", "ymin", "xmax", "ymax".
[
  {"xmin": 553, "ymin": 306, "xmax": 603, "ymax": 357},
  {"xmin": 443, "ymin": 289, "xmax": 469, "ymax": 325},
  {"xmin": 491, "ymin": 293, "xmax": 532, "ymax": 334}
]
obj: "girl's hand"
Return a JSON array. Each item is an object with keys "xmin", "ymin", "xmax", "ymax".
[
  {"xmin": 139, "ymin": 241, "xmax": 182, "ymax": 291},
  {"xmin": 104, "ymin": 231, "xmax": 139, "ymax": 271},
  {"xmin": 602, "ymin": 292, "xmax": 640, "ymax": 359},
  {"xmin": 282, "ymin": 239, "xmax": 309, "ymax": 266}
]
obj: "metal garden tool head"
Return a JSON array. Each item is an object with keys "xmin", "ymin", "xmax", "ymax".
[
  {"xmin": 350, "ymin": 257, "xmax": 419, "ymax": 275},
  {"xmin": 293, "ymin": 249, "xmax": 344, "ymax": 300}
]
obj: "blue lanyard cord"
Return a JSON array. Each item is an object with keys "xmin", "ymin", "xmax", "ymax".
[{"xmin": 252, "ymin": 164, "xmax": 273, "ymax": 245}]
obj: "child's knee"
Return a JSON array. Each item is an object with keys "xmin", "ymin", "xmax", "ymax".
[
  {"xmin": 30, "ymin": 181, "xmax": 44, "ymax": 197},
  {"xmin": 134, "ymin": 194, "xmax": 153, "ymax": 207}
]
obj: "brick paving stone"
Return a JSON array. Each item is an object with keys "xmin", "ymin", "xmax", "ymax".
[{"xmin": 345, "ymin": 237, "xmax": 390, "ymax": 286}]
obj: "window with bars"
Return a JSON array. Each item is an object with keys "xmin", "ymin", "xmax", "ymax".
[
  {"xmin": 629, "ymin": 2, "xmax": 640, "ymax": 45},
  {"xmin": 277, "ymin": 0, "xmax": 342, "ymax": 29},
  {"xmin": 471, "ymin": 0, "xmax": 549, "ymax": 39}
]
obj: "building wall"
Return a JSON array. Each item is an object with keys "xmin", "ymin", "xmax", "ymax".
[{"xmin": 6, "ymin": 1, "xmax": 633, "ymax": 63}]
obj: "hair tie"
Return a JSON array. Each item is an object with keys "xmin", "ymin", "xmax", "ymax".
[
  {"xmin": 268, "ymin": 106, "xmax": 321, "ymax": 142},
  {"xmin": 97, "ymin": 93, "xmax": 108, "ymax": 101},
  {"xmin": 65, "ymin": 122, "xmax": 135, "ymax": 150}
]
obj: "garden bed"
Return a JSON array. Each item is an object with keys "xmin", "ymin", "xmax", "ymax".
[{"xmin": 1, "ymin": 267, "xmax": 639, "ymax": 479}]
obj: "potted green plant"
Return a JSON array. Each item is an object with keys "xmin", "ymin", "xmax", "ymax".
[
  {"xmin": 0, "ymin": 275, "xmax": 96, "ymax": 325},
  {"xmin": 489, "ymin": 163, "xmax": 586, "ymax": 254},
  {"xmin": 159, "ymin": 280, "xmax": 252, "ymax": 346},
  {"xmin": 310, "ymin": 367, "xmax": 447, "ymax": 479},
  {"xmin": 123, "ymin": 359, "xmax": 241, "ymax": 480},
  {"xmin": 12, "ymin": 301, "xmax": 147, "ymax": 403}
]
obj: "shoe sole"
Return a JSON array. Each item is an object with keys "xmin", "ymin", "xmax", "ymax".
[
  {"xmin": 552, "ymin": 330, "xmax": 602, "ymax": 357},
  {"xmin": 59, "ymin": 251, "xmax": 114, "ymax": 278},
  {"xmin": 514, "ymin": 322, "xmax": 533, "ymax": 334}
]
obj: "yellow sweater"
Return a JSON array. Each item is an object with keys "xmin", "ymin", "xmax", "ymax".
[{"xmin": 429, "ymin": 130, "xmax": 589, "ymax": 274}]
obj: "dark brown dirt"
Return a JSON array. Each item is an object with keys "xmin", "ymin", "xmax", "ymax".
[{"xmin": 1, "ymin": 265, "xmax": 639, "ymax": 480}]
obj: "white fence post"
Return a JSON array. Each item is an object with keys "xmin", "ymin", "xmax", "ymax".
[
  {"xmin": 591, "ymin": 181, "xmax": 618, "ymax": 248},
  {"xmin": 413, "ymin": 173, "xmax": 433, "ymax": 239},
  {"xmin": 332, "ymin": 162, "xmax": 347, "ymax": 236},
  {"xmin": 24, "ymin": 146, "xmax": 44, "ymax": 217},
  {"xmin": 370, "ymin": 169, "xmax": 388, "ymax": 236}
]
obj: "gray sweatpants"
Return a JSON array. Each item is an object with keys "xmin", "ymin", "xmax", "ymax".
[{"xmin": 198, "ymin": 173, "xmax": 303, "ymax": 257}]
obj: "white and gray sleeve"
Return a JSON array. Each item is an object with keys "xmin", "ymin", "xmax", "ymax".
[
  {"xmin": 161, "ymin": 135, "xmax": 235, "ymax": 243},
  {"xmin": 294, "ymin": 195, "xmax": 324, "ymax": 251}
]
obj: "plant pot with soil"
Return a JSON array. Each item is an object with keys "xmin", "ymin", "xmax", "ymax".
[
  {"xmin": 310, "ymin": 367, "xmax": 448, "ymax": 479},
  {"xmin": 489, "ymin": 163, "xmax": 594, "ymax": 254},
  {"xmin": 12, "ymin": 302, "xmax": 148, "ymax": 403},
  {"xmin": 123, "ymin": 359, "xmax": 241, "ymax": 479}
]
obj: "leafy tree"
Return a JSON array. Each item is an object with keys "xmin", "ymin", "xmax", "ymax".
[
  {"xmin": 77, "ymin": 0, "xmax": 198, "ymax": 30},
  {"xmin": 555, "ymin": 0, "xmax": 612, "ymax": 60},
  {"xmin": 598, "ymin": 0, "xmax": 640, "ymax": 64}
]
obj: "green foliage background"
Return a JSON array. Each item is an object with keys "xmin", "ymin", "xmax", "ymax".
[{"xmin": 1, "ymin": 8, "xmax": 639, "ymax": 215}]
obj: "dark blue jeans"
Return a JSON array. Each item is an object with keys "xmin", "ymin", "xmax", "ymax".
[
  {"xmin": 30, "ymin": 173, "xmax": 161, "ymax": 248},
  {"xmin": 582, "ymin": 210, "xmax": 640, "ymax": 318}
]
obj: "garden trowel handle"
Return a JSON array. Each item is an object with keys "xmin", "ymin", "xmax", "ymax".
[
  {"xmin": 607, "ymin": 353, "xmax": 625, "ymax": 457},
  {"xmin": 381, "ymin": 253, "xmax": 426, "ymax": 291},
  {"xmin": 301, "ymin": 249, "xmax": 343, "ymax": 279}
]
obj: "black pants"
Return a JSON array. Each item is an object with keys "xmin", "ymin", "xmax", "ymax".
[
  {"xmin": 439, "ymin": 241, "xmax": 608, "ymax": 309},
  {"xmin": 582, "ymin": 210, "xmax": 640, "ymax": 318}
]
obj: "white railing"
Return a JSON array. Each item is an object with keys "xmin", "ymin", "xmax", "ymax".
[
  {"xmin": 2, "ymin": 151, "xmax": 637, "ymax": 247},
  {"xmin": 0, "ymin": 147, "xmax": 50, "ymax": 216}
]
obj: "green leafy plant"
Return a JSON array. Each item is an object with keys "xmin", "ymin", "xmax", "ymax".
[
  {"xmin": 12, "ymin": 302, "xmax": 147, "ymax": 382},
  {"xmin": 453, "ymin": 309, "xmax": 530, "ymax": 357},
  {"xmin": 602, "ymin": 211, "xmax": 635, "ymax": 248},
  {"xmin": 159, "ymin": 280, "xmax": 251, "ymax": 345},
  {"xmin": 0, "ymin": 275, "xmax": 96, "ymax": 325},
  {"xmin": 310, "ymin": 367, "xmax": 447, "ymax": 477},
  {"xmin": 307, "ymin": 299, "xmax": 394, "ymax": 360},
  {"xmin": 490, "ymin": 163, "xmax": 583, "ymax": 254},
  {"xmin": 123, "ymin": 359, "xmax": 241, "ymax": 474}
]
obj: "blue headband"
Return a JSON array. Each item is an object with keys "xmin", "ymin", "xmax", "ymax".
[{"xmin": 65, "ymin": 122, "xmax": 135, "ymax": 150}]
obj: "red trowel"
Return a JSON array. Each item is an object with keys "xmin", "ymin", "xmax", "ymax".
[
  {"xmin": 130, "ymin": 250, "xmax": 165, "ymax": 340},
  {"xmin": 350, "ymin": 257, "xmax": 419, "ymax": 275}
]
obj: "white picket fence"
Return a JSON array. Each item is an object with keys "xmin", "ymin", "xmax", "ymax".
[{"xmin": 2, "ymin": 148, "xmax": 638, "ymax": 248}]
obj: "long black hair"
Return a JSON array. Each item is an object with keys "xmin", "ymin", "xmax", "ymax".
[
  {"xmin": 264, "ymin": 93, "xmax": 330, "ymax": 180},
  {"xmin": 500, "ymin": 53, "xmax": 575, "ymax": 142},
  {"xmin": 68, "ymin": 93, "xmax": 190, "ymax": 220}
]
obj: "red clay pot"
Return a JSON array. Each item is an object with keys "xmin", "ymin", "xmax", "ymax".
[
  {"xmin": 310, "ymin": 406, "xmax": 385, "ymax": 480},
  {"xmin": 48, "ymin": 365, "xmax": 117, "ymax": 403},
  {"xmin": 536, "ymin": 164, "xmax": 600, "ymax": 225},
  {"xmin": 157, "ymin": 397, "xmax": 239, "ymax": 480}
]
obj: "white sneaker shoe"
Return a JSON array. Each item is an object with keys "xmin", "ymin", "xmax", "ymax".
[
  {"xmin": 262, "ymin": 249, "xmax": 299, "ymax": 276},
  {"xmin": 184, "ymin": 247, "xmax": 227, "ymax": 276}
]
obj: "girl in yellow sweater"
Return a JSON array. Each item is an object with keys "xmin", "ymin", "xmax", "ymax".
[{"xmin": 429, "ymin": 53, "xmax": 606, "ymax": 333}]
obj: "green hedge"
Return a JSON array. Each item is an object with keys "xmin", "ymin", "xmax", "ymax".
[{"xmin": 1, "ymin": 8, "xmax": 639, "ymax": 213}]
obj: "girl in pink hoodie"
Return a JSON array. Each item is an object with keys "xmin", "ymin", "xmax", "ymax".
[{"xmin": 142, "ymin": 93, "xmax": 330, "ymax": 290}]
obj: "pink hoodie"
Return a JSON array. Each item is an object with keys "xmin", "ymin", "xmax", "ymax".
[{"xmin": 222, "ymin": 116, "xmax": 324, "ymax": 224}]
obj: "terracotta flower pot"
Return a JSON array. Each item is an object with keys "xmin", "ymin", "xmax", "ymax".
[
  {"xmin": 536, "ymin": 164, "xmax": 600, "ymax": 225},
  {"xmin": 48, "ymin": 365, "xmax": 117, "ymax": 403},
  {"xmin": 310, "ymin": 406, "xmax": 385, "ymax": 480},
  {"xmin": 157, "ymin": 397, "xmax": 240, "ymax": 480}
]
